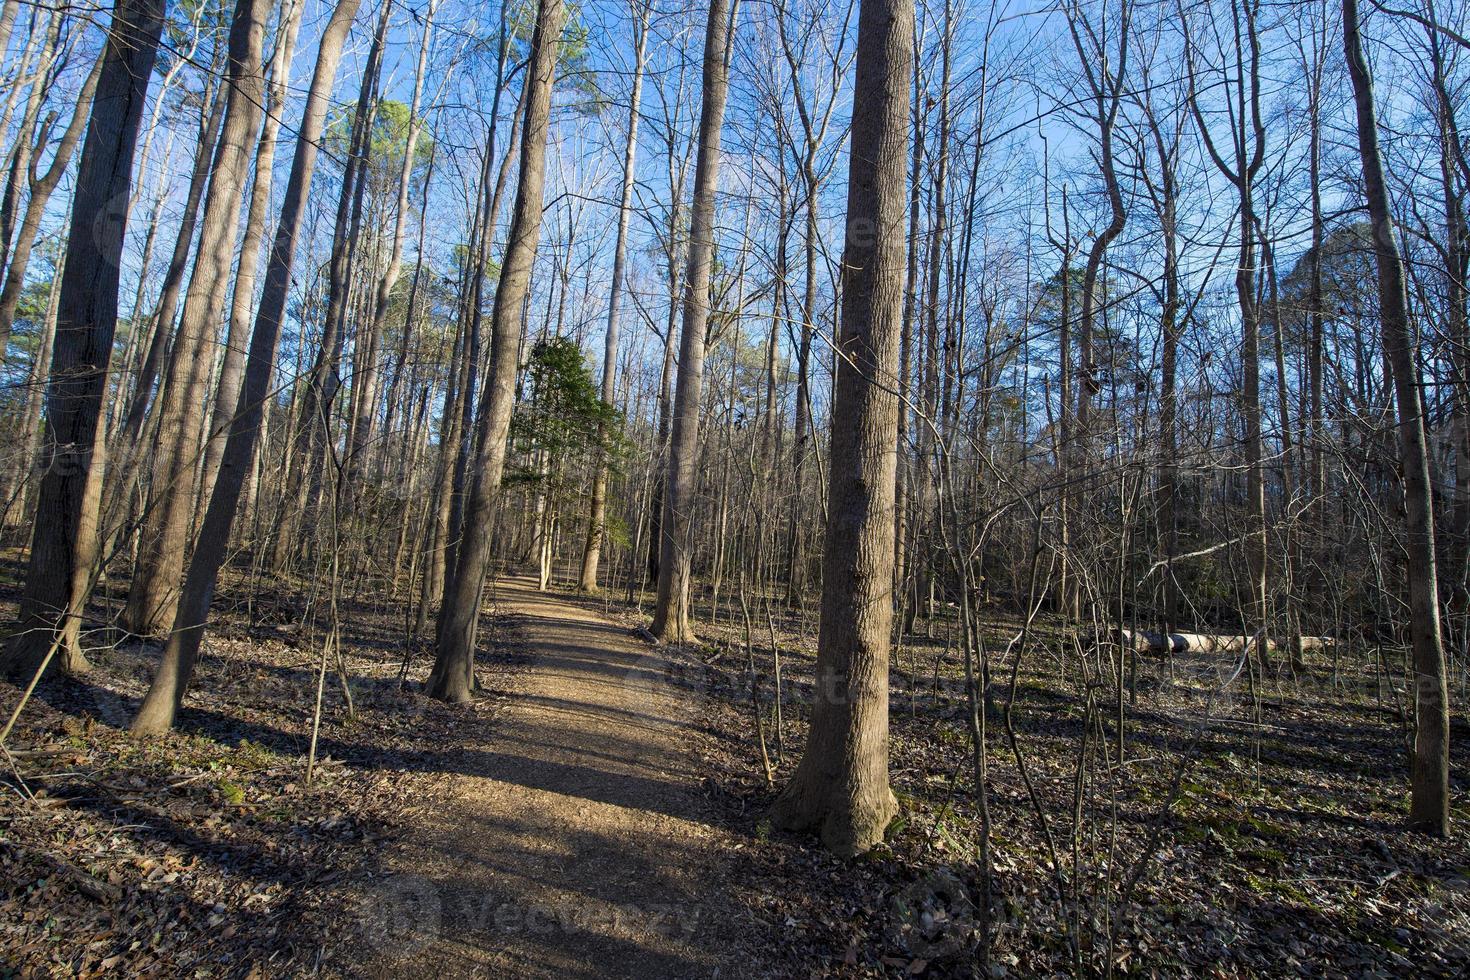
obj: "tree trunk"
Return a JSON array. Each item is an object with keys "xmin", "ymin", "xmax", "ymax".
[
  {"xmin": 426, "ymin": 0, "xmax": 565, "ymax": 703},
  {"xmin": 122, "ymin": 0, "xmax": 272, "ymax": 637},
  {"xmin": 579, "ymin": 0, "xmax": 648, "ymax": 593},
  {"xmin": 196, "ymin": 0, "xmax": 306, "ymax": 511},
  {"xmin": 894, "ymin": 57, "xmax": 925, "ymax": 621},
  {"xmin": 346, "ymin": 0, "xmax": 437, "ymax": 490},
  {"xmin": 281, "ymin": 0, "xmax": 391, "ymax": 563},
  {"xmin": 0, "ymin": 51, "xmax": 102, "ymax": 354},
  {"xmin": 770, "ymin": 0, "xmax": 912, "ymax": 857},
  {"xmin": 650, "ymin": 0, "xmax": 736, "ymax": 643},
  {"xmin": 119, "ymin": 71, "xmax": 225, "ymax": 447},
  {"xmin": 1343, "ymin": 0, "xmax": 1450, "ymax": 835},
  {"xmin": 131, "ymin": 0, "xmax": 364, "ymax": 735},
  {"xmin": 2, "ymin": 0, "xmax": 164, "ymax": 679}
]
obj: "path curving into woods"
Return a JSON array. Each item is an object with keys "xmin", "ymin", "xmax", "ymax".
[{"xmin": 356, "ymin": 575, "xmax": 760, "ymax": 978}]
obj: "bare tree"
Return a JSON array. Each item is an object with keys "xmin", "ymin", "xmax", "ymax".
[
  {"xmin": 130, "ymin": 0, "xmax": 365, "ymax": 734},
  {"xmin": 771, "ymin": 0, "xmax": 912, "ymax": 856},
  {"xmin": 1343, "ymin": 0, "xmax": 1451, "ymax": 836},
  {"xmin": 426, "ymin": 0, "xmax": 566, "ymax": 703},
  {"xmin": 0, "ymin": 50, "xmax": 103, "ymax": 354},
  {"xmin": 651, "ymin": 0, "xmax": 739, "ymax": 642},
  {"xmin": 3, "ymin": 0, "xmax": 165, "ymax": 678},
  {"xmin": 122, "ymin": 0, "xmax": 274, "ymax": 637},
  {"xmin": 196, "ymin": 0, "xmax": 306, "ymax": 510},
  {"xmin": 580, "ymin": 0, "xmax": 650, "ymax": 592}
]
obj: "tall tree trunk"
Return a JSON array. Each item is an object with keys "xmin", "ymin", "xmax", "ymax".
[
  {"xmin": 426, "ymin": 0, "xmax": 565, "ymax": 703},
  {"xmin": 281, "ymin": 0, "xmax": 391, "ymax": 562},
  {"xmin": 119, "ymin": 70, "xmax": 226, "ymax": 447},
  {"xmin": 770, "ymin": 0, "xmax": 912, "ymax": 856},
  {"xmin": 416, "ymin": 303, "xmax": 467, "ymax": 638},
  {"xmin": 131, "ymin": 0, "xmax": 365, "ymax": 735},
  {"xmin": 0, "ymin": 6, "xmax": 62, "ymax": 281},
  {"xmin": 122, "ymin": 0, "xmax": 272, "ymax": 637},
  {"xmin": 914, "ymin": 8, "xmax": 951, "ymax": 629},
  {"xmin": 2, "ymin": 0, "xmax": 164, "ymax": 679},
  {"xmin": 2, "ymin": 242, "xmax": 62, "ymax": 528},
  {"xmin": 1343, "ymin": 0, "xmax": 1450, "ymax": 836},
  {"xmin": 1154, "ymin": 128, "xmax": 1180, "ymax": 636},
  {"xmin": 197, "ymin": 0, "xmax": 305, "ymax": 511},
  {"xmin": 650, "ymin": 0, "xmax": 736, "ymax": 643},
  {"xmin": 580, "ymin": 0, "xmax": 648, "ymax": 592},
  {"xmin": 1185, "ymin": 0, "xmax": 1267, "ymax": 657},
  {"xmin": 894, "ymin": 54, "xmax": 925, "ymax": 620}
]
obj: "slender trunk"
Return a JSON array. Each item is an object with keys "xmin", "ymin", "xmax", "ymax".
[
  {"xmin": 130, "ymin": 0, "xmax": 364, "ymax": 734},
  {"xmin": 895, "ymin": 58, "xmax": 924, "ymax": 618},
  {"xmin": 1343, "ymin": 0, "xmax": 1450, "ymax": 835},
  {"xmin": 0, "ymin": 7, "xmax": 62, "ymax": 280},
  {"xmin": 650, "ymin": 0, "xmax": 737, "ymax": 643},
  {"xmin": 347, "ymin": 0, "xmax": 437, "ymax": 489},
  {"xmin": 120, "ymin": 73, "xmax": 225, "ymax": 446},
  {"xmin": 197, "ymin": 0, "xmax": 305, "ymax": 511},
  {"xmin": 122, "ymin": 0, "xmax": 272, "ymax": 637},
  {"xmin": 0, "ymin": 51, "xmax": 102, "ymax": 353},
  {"xmin": 2, "ymin": 244, "xmax": 62, "ymax": 528},
  {"xmin": 286, "ymin": 0, "xmax": 392, "ymax": 552},
  {"xmin": 427, "ymin": 0, "xmax": 565, "ymax": 703},
  {"xmin": 580, "ymin": 0, "xmax": 648, "ymax": 592}
]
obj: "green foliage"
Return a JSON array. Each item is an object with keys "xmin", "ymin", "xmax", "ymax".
[
  {"xmin": 324, "ymin": 99, "xmax": 436, "ymax": 190},
  {"xmin": 507, "ymin": 0, "xmax": 607, "ymax": 113},
  {"xmin": 1, "ymin": 280, "xmax": 53, "ymax": 403},
  {"xmin": 1281, "ymin": 221, "xmax": 1379, "ymax": 335},
  {"xmin": 163, "ymin": 0, "xmax": 231, "ymax": 74},
  {"xmin": 451, "ymin": 243, "xmax": 501, "ymax": 284},
  {"xmin": 8, "ymin": 278, "xmax": 51, "ymax": 350},
  {"xmin": 508, "ymin": 337, "xmax": 625, "ymax": 499},
  {"xmin": 217, "ymin": 778, "xmax": 245, "ymax": 806}
]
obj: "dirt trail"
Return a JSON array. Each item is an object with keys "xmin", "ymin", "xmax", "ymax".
[{"xmin": 358, "ymin": 575, "xmax": 757, "ymax": 979}]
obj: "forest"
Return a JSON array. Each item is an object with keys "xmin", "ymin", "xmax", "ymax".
[{"xmin": 1, "ymin": 0, "xmax": 1469, "ymax": 974}]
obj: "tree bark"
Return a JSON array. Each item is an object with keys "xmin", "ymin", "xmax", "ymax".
[
  {"xmin": 346, "ymin": 0, "xmax": 437, "ymax": 489},
  {"xmin": 580, "ymin": 0, "xmax": 649, "ymax": 593},
  {"xmin": 650, "ymin": 0, "xmax": 737, "ymax": 643},
  {"xmin": 276, "ymin": 0, "xmax": 391, "ymax": 569},
  {"xmin": 119, "ymin": 69, "xmax": 226, "ymax": 448},
  {"xmin": 770, "ymin": 0, "xmax": 912, "ymax": 857},
  {"xmin": 1343, "ymin": 0, "xmax": 1450, "ymax": 835},
  {"xmin": 426, "ymin": 0, "xmax": 565, "ymax": 703},
  {"xmin": 0, "ymin": 50, "xmax": 102, "ymax": 354},
  {"xmin": 131, "ymin": 0, "xmax": 365, "ymax": 735},
  {"xmin": 122, "ymin": 0, "xmax": 272, "ymax": 637},
  {"xmin": 197, "ymin": 0, "xmax": 306, "ymax": 512},
  {"xmin": 2, "ymin": 0, "xmax": 164, "ymax": 679}
]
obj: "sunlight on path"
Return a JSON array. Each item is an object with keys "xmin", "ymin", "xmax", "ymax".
[{"xmin": 359, "ymin": 576, "xmax": 747, "ymax": 979}]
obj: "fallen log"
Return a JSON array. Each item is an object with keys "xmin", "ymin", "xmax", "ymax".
[
  {"xmin": 1115, "ymin": 630, "xmax": 1336, "ymax": 656},
  {"xmin": 1115, "ymin": 630, "xmax": 1256, "ymax": 654}
]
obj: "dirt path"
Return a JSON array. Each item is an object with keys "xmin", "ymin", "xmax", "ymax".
[{"xmin": 356, "ymin": 575, "xmax": 758, "ymax": 979}]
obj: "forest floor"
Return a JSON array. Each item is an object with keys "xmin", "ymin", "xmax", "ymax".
[
  {"xmin": 348, "ymin": 575, "xmax": 774, "ymax": 978},
  {"xmin": 596, "ymin": 580, "xmax": 1470, "ymax": 977},
  {"xmin": 4, "ymin": 556, "xmax": 1470, "ymax": 977},
  {"xmin": 0, "ymin": 565, "xmax": 776, "ymax": 978}
]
